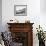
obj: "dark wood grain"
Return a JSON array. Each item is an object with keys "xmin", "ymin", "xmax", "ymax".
[{"xmin": 7, "ymin": 23, "xmax": 34, "ymax": 46}]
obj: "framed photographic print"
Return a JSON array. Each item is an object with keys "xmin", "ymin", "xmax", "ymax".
[{"xmin": 14, "ymin": 5, "xmax": 27, "ymax": 16}]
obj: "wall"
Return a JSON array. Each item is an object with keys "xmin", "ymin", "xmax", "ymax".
[
  {"xmin": 0, "ymin": 0, "xmax": 2, "ymax": 32},
  {"xmin": 2, "ymin": 0, "xmax": 40, "ymax": 30},
  {"xmin": 2, "ymin": 0, "xmax": 41, "ymax": 46},
  {"xmin": 40, "ymin": 0, "xmax": 46, "ymax": 31},
  {"xmin": 40, "ymin": 0, "xmax": 46, "ymax": 13}
]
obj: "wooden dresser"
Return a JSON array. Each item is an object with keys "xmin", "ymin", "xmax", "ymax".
[{"xmin": 7, "ymin": 23, "xmax": 34, "ymax": 46}]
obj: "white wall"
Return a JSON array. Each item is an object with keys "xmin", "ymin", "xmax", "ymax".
[
  {"xmin": 40, "ymin": 0, "xmax": 46, "ymax": 13},
  {"xmin": 2, "ymin": 0, "xmax": 40, "ymax": 46},
  {"xmin": 40, "ymin": 0, "xmax": 46, "ymax": 31},
  {"xmin": 2, "ymin": 0, "xmax": 40, "ymax": 30},
  {"xmin": 2, "ymin": 0, "xmax": 46, "ymax": 46},
  {"xmin": 0, "ymin": 0, "xmax": 2, "ymax": 32},
  {"xmin": 3, "ymin": 0, "xmax": 46, "ymax": 46}
]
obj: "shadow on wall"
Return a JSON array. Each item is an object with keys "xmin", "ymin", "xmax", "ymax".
[
  {"xmin": 40, "ymin": 0, "xmax": 46, "ymax": 14},
  {"xmin": 0, "ymin": 0, "xmax": 2, "ymax": 32}
]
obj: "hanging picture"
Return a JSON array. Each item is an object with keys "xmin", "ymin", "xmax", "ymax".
[{"xmin": 14, "ymin": 5, "xmax": 27, "ymax": 16}]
